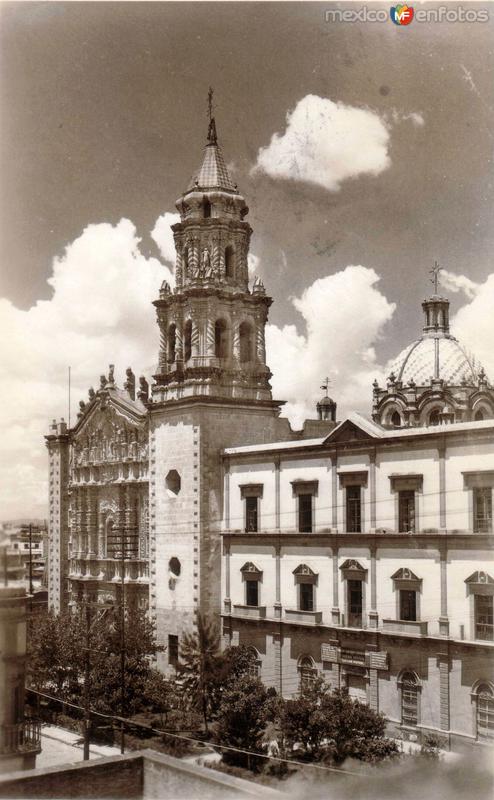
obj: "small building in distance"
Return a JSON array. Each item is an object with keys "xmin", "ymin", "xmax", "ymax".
[{"xmin": 0, "ymin": 529, "xmax": 41, "ymax": 772}]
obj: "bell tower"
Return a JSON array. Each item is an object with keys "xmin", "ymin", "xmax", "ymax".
[
  {"xmin": 149, "ymin": 97, "xmax": 290, "ymax": 670},
  {"xmin": 152, "ymin": 94, "xmax": 272, "ymax": 404}
]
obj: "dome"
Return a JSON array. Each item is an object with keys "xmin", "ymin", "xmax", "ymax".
[{"xmin": 388, "ymin": 335, "xmax": 484, "ymax": 387}]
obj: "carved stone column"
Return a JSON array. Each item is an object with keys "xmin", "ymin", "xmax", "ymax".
[
  {"xmin": 256, "ymin": 323, "xmax": 266, "ymax": 364},
  {"xmin": 158, "ymin": 318, "xmax": 168, "ymax": 372}
]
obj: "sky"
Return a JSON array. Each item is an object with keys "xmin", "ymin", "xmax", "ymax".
[{"xmin": 0, "ymin": 1, "xmax": 493, "ymax": 518}]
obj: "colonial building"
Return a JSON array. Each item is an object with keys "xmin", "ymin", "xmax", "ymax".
[
  {"xmin": 46, "ymin": 110, "xmax": 494, "ymax": 745},
  {"xmin": 220, "ymin": 293, "xmax": 494, "ymax": 749},
  {"xmin": 45, "ymin": 112, "xmax": 332, "ymax": 664}
]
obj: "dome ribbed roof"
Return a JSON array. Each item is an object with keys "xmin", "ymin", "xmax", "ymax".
[{"xmin": 388, "ymin": 335, "xmax": 483, "ymax": 386}]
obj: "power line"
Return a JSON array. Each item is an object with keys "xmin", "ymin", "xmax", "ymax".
[{"xmin": 26, "ymin": 687, "xmax": 383, "ymax": 779}]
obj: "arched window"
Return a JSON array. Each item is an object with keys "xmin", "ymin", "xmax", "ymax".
[
  {"xmin": 215, "ymin": 319, "xmax": 229, "ymax": 359},
  {"xmin": 245, "ymin": 647, "xmax": 261, "ymax": 679},
  {"xmin": 391, "ymin": 411, "xmax": 401, "ymax": 428},
  {"xmin": 168, "ymin": 324, "xmax": 176, "ymax": 363},
  {"xmin": 476, "ymin": 684, "xmax": 494, "ymax": 741},
  {"xmin": 203, "ymin": 197, "xmax": 211, "ymax": 218},
  {"xmin": 225, "ymin": 246, "xmax": 235, "ymax": 279},
  {"xmin": 475, "ymin": 409, "xmax": 485, "ymax": 421},
  {"xmin": 184, "ymin": 320, "xmax": 192, "ymax": 362},
  {"xmin": 400, "ymin": 671, "xmax": 419, "ymax": 727},
  {"xmin": 428, "ymin": 409, "xmax": 440, "ymax": 426},
  {"xmin": 298, "ymin": 656, "xmax": 317, "ymax": 694},
  {"xmin": 239, "ymin": 321, "xmax": 254, "ymax": 363}
]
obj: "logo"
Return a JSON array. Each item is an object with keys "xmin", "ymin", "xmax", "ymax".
[{"xmin": 390, "ymin": 4, "xmax": 414, "ymax": 24}]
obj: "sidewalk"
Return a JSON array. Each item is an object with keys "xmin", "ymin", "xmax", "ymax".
[{"xmin": 37, "ymin": 724, "xmax": 121, "ymax": 769}]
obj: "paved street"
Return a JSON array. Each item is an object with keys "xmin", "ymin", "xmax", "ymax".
[{"xmin": 36, "ymin": 725, "xmax": 120, "ymax": 769}]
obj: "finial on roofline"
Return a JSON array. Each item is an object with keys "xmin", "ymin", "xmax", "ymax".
[{"xmin": 207, "ymin": 86, "xmax": 217, "ymax": 145}]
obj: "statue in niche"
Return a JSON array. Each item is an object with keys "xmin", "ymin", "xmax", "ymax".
[{"xmin": 201, "ymin": 248, "xmax": 211, "ymax": 274}]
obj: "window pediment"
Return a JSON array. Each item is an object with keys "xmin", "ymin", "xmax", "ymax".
[
  {"xmin": 338, "ymin": 471, "xmax": 368, "ymax": 489},
  {"xmin": 293, "ymin": 563, "xmax": 317, "ymax": 584},
  {"xmin": 465, "ymin": 571, "xmax": 494, "ymax": 596},
  {"xmin": 240, "ymin": 561, "xmax": 262, "ymax": 576},
  {"xmin": 462, "ymin": 471, "xmax": 494, "ymax": 490},
  {"xmin": 239, "ymin": 483, "xmax": 263, "ymax": 499},
  {"xmin": 291, "ymin": 480, "xmax": 318, "ymax": 497},
  {"xmin": 340, "ymin": 559, "xmax": 367, "ymax": 575},
  {"xmin": 465, "ymin": 571, "xmax": 494, "ymax": 585},
  {"xmin": 391, "ymin": 568, "xmax": 421, "ymax": 582},
  {"xmin": 293, "ymin": 563, "xmax": 317, "ymax": 576},
  {"xmin": 389, "ymin": 474, "xmax": 423, "ymax": 492}
]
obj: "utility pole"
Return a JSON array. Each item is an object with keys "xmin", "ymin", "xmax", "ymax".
[
  {"xmin": 120, "ymin": 524, "xmax": 126, "ymax": 754},
  {"xmin": 83, "ymin": 600, "xmax": 91, "ymax": 761},
  {"xmin": 28, "ymin": 524, "xmax": 33, "ymax": 613}
]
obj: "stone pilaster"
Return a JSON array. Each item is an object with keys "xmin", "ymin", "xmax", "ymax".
[{"xmin": 369, "ymin": 668, "xmax": 379, "ymax": 711}]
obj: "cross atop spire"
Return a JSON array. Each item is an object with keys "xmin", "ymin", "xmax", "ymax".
[
  {"xmin": 320, "ymin": 377, "xmax": 331, "ymax": 398},
  {"xmin": 430, "ymin": 260, "xmax": 442, "ymax": 295},
  {"xmin": 207, "ymin": 87, "xmax": 217, "ymax": 145}
]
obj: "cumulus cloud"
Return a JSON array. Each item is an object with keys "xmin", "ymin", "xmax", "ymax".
[
  {"xmin": 266, "ymin": 266, "xmax": 396, "ymax": 427},
  {"xmin": 440, "ymin": 269, "xmax": 479, "ymax": 300},
  {"xmin": 151, "ymin": 212, "xmax": 180, "ymax": 267},
  {"xmin": 390, "ymin": 109, "xmax": 425, "ymax": 127},
  {"xmin": 254, "ymin": 95, "xmax": 392, "ymax": 192},
  {"xmin": 0, "ymin": 218, "xmax": 173, "ymax": 519},
  {"xmin": 449, "ymin": 272, "xmax": 494, "ymax": 379}
]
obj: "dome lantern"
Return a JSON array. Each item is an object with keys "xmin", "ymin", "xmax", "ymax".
[{"xmin": 372, "ymin": 262, "xmax": 494, "ymax": 427}]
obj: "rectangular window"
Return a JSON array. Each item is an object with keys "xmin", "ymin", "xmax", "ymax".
[
  {"xmin": 245, "ymin": 496, "xmax": 258, "ymax": 532},
  {"xmin": 346, "ymin": 486, "xmax": 361, "ymax": 533},
  {"xmin": 475, "ymin": 594, "xmax": 494, "ymax": 641},
  {"xmin": 400, "ymin": 589, "xmax": 417, "ymax": 621},
  {"xmin": 168, "ymin": 634, "xmax": 179, "ymax": 666},
  {"xmin": 245, "ymin": 579, "xmax": 259, "ymax": 607},
  {"xmin": 298, "ymin": 494, "xmax": 313, "ymax": 533},
  {"xmin": 299, "ymin": 582, "xmax": 314, "ymax": 612},
  {"xmin": 474, "ymin": 488, "xmax": 493, "ymax": 533},
  {"xmin": 399, "ymin": 490, "xmax": 415, "ymax": 532},
  {"xmin": 348, "ymin": 579, "xmax": 363, "ymax": 627}
]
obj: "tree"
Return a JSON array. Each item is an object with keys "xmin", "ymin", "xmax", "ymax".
[
  {"xmin": 27, "ymin": 611, "xmax": 86, "ymax": 699},
  {"xmin": 179, "ymin": 613, "xmax": 221, "ymax": 734},
  {"xmin": 27, "ymin": 605, "xmax": 163, "ymax": 716},
  {"xmin": 279, "ymin": 681, "xmax": 399, "ymax": 766},
  {"xmin": 214, "ymin": 675, "xmax": 271, "ymax": 770},
  {"xmin": 142, "ymin": 669, "xmax": 175, "ymax": 727}
]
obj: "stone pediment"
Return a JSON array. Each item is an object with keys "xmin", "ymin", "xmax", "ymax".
[
  {"xmin": 72, "ymin": 393, "xmax": 148, "ymax": 467},
  {"xmin": 323, "ymin": 416, "xmax": 381, "ymax": 445}
]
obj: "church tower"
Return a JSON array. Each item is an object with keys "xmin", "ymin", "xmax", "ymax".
[
  {"xmin": 152, "ymin": 99, "xmax": 272, "ymax": 404},
  {"xmin": 149, "ymin": 99, "xmax": 291, "ymax": 669}
]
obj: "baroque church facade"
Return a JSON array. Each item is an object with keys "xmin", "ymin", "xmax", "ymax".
[{"xmin": 46, "ymin": 114, "xmax": 494, "ymax": 748}]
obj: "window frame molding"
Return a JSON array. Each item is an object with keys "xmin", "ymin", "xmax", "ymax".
[
  {"xmin": 389, "ymin": 475, "xmax": 423, "ymax": 533},
  {"xmin": 291, "ymin": 480, "xmax": 318, "ymax": 533},
  {"xmin": 293, "ymin": 563, "xmax": 318, "ymax": 612},
  {"xmin": 391, "ymin": 568, "xmax": 422, "ymax": 622},
  {"xmin": 397, "ymin": 670, "xmax": 421, "ymax": 728},
  {"xmin": 340, "ymin": 560, "xmax": 367, "ymax": 628},
  {"xmin": 240, "ymin": 484, "xmax": 263, "ymax": 533},
  {"xmin": 465, "ymin": 572, "xmax": 494, "ymax": 642}
]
